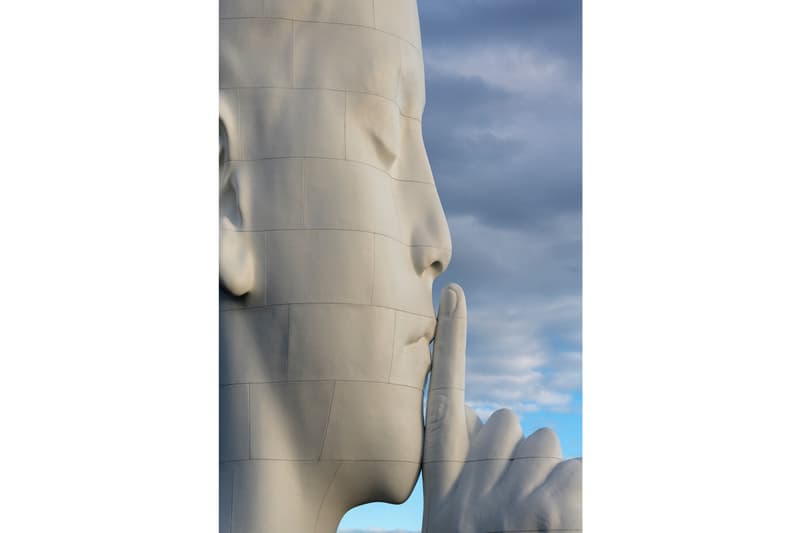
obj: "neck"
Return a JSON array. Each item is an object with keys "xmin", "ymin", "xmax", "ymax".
[
  {"xmin": 219, "ymin": 377, "xmax": 349, "ymax": 533},
  {"xmin": 219, "ymin": 408, "xmax": 422, "ymax": 533},
  {"xmin": 220, "ymin": 458, "xmax": 350, "ymax": 533},
  {"xmin": 219, "ymin": 377, "xmax": 370, "ymax": 533}
]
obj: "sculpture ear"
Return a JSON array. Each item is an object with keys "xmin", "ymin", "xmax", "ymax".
[{"xmin": 219, "ymin": 119, "xmax": 255, "ymax": 296}]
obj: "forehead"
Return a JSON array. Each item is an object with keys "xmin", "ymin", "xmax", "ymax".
[{"xmin": 220, "ymin": 0, "xmax": 425, "ymax": 118}]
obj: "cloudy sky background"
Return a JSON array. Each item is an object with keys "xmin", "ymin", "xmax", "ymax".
[{"xmin": 340, "ymin": 1, "xmax": 581, "ymax": 530}]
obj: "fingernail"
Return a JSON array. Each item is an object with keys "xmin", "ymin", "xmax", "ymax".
[{"xmin": 444, "ymin": 288, "xmax": 457, "ymax": 318}]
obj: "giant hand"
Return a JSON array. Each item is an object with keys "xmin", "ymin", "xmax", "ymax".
[{"xmin": 422, "ymin": 284, "xmax": 582, "ymax": 533}]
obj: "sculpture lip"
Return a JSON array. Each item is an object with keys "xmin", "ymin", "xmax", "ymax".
[{"xmin": 410, "ymin": 318, "xmax": 436, "ymax": 346}]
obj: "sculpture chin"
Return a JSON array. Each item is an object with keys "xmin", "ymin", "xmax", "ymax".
[
  {"xmin": 375, "ymin": 462, "xmax": 421, "ymax": 505},
  {"xmin": 322, "ymin": 380, "xmax": 425, "ymax": 506},
  {"xmin": 349, "ymin": 456, "xmax": 422, "ymax": 508}
]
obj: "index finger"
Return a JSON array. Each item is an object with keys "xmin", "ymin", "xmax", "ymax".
[
  {"xmin": 424, "ymin": 283, "xmax": 468, "ymax": 465},
  {"xmin": 429, "ymin": 283, "xmax": 467, "ymax": 393}
]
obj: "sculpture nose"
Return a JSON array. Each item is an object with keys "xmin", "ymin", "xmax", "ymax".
[
  {"xmin": 394, "ymin": 179, "xmax": 452, "ymax": 278},
  {"xmin": 388, "ymin": 102, "xmax": 452, "ymax": 278},
  {"xmin": 412, "ymin": 239, "xmax": 452, "ymax": 278},
  {"xmin": 390, "ymin": 120, "xmax": 452, "ymax": 278}
]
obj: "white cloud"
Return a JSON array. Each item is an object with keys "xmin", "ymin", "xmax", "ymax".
[
  {"xmin": 440, "ymin": 214, "xmax": 582, "ymax": 417},
  {"xmin": 426, "ymin": 44, "xmax": 572, "ymax": 96},
  {"xmin": 461, "ymin": 295, "xmax": 581, "ymax": 416}
]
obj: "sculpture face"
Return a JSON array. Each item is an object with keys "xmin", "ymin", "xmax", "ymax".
[{"xmin": 219, "ymin": 0, "xmax": 451, "ymax": 506}]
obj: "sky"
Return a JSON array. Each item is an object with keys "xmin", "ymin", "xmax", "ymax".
[{"xmin": 339, "ymin": 1, "xmax": 582, "ymax": 531}]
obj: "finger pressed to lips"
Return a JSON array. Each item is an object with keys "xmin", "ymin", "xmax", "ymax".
[
  {"xmin": 424, "ymin": 283, "xmax": 469, "ymax": 472},
  {"xmin": 422, "ymin": 283, "xmax": 469, "ymax": 505},
  {"xmin": 429, "ymin": 283, "xmax": 467, "ymax": 393}
]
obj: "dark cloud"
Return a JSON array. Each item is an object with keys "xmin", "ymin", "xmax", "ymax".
[
  {"xmin": 419, "ymin": 0, "xmax": 582, "ymax": 62},
  {"xmin": 421, "ymin": 38, "xmax": 581, "ymax": 232}
]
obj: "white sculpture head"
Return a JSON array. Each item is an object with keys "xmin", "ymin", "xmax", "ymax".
[{"xmin": 219, "ymin": 0, "xmax": 451, "ymax": 529}]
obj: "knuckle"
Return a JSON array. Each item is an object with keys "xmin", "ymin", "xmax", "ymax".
[{"xmin": 426, "ymin": 391, "xmax": 449, "ymax": 426}]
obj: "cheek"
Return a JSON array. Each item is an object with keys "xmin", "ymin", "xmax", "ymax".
[
  {"xmin": 266, "ymin": 229, "xmax": 374, "ymax": 305},
  {"xmin": 228, "ymin": 159, "xmax": 305, "ymax": 231},
  {"xmin": 304, "ymin": 158, "xmax": 398, "ymax": 237},
  {"xmin": 288, "ymin": 304, "xmax": 395, "ymax": 382}
]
